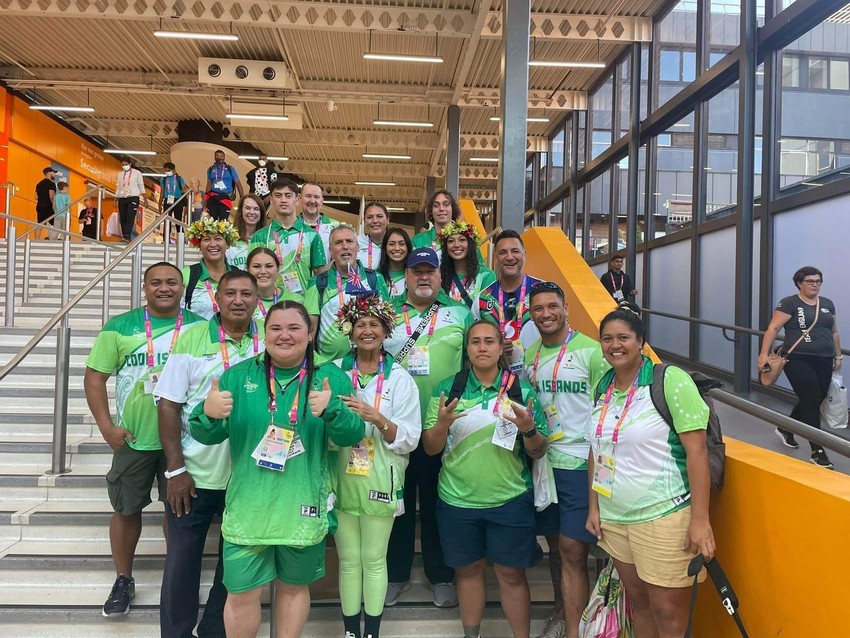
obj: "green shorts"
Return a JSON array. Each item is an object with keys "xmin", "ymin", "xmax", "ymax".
[
  {"xmin": 105, "ymin": 444, "xmax": 166, "ymax": 516},
  {"xmin": 223, "ymin": 538, "xmax": 326, "ymax": 593}
]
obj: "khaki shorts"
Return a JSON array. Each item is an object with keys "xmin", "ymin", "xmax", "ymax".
[
  {"xmin": 599, "ymin": 506, "xmax": 706, "ymax": 588},
  {"xmin": 105, "ymin": 444, "xmax": 166, "ymax": 516}
]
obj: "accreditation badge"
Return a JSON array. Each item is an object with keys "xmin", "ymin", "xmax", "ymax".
[
  {"xmin": 544, "ymin": 404, "xmax": 564, "ymax": 442},
  {"xmin": 143, "ymin": 372, "xmax": 160, "ymax": 395},
  {"xmin": 281, "ymin": 271, "xmax": 303, "ymax": 294},
  {"xmin": 345, "ymin": 437, "xmax": 376, "ymax": 476},
  {"xmin": 407, "ymin": 346, "xmax": 430, "ymax": 376},
  {"xmin": 252, "ymin": 425, "xmax": 294, "ymax": 471},
  {"xmin": 591, "ymin": 452, "xmax": 616, "ymax": 498},
  {"xmin": 491, "ymin": 418, "xmax": 518, "ymax": 450},
  {"xmin": 613, "ymin": 290, "xmax": 625, "ymax": 302},
  {"xmin": 508, "ymin": 339, "xmax": 525, "ymax": 373}
]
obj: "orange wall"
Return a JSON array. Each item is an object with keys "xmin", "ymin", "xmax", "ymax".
[
  {"xmin": 2, "ymin": 91, "xmax": 121, "ymax": 238},
  {"xmin": 0, "ymin": 92, "xmax": 10, "ymax": 219}
]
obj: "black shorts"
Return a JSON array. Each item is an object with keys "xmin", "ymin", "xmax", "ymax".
[{"xmin": 36, "ymin": 207, "xmax": 54, "ymax": 225}]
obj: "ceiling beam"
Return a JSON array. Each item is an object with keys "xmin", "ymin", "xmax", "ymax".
[
  {"xmin": 458, "ymin": 89, "xmax": 586, "ymax": 110},
  {"xmin": 284, "ymin": 159, "xmax": 498, "ymax": 180},
  {"xmin": 481, "ymin": 12, "xmax": 653, "ymax": 42}
]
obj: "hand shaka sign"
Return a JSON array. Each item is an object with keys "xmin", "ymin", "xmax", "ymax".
[
  {"xmin": 437, "ymin": 392, "xmax": 467, "ymax": 428},
  {"xmin": 309, "ymin": 377, "xmax": 332, "ymax": 417},
  {"xmin": 204, "ymin": 377, "xmax": 233, "ymax": 419}
]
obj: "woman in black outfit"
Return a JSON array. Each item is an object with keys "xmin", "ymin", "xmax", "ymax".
[
  {"xmin": 758, "ymin": 266, "xmax": 842, "ymax": 468},
  {"xmin": 78, "ymin": 197, "xmax": 99, "ymax": 239}
]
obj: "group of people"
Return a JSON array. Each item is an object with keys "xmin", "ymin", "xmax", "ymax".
[{"xmin": 84, "ymin": 173, "xmax": 720, "ymax": 638}]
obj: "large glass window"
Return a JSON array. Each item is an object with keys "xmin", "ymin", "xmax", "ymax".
[
  {"xmin": 651, "ymin": 114, "xmax": 695, "ymax": 236},
  {"xmin": 706, "ymin": 89, "xmax": 739, "ymax": 219},
  {"xmin": 548, "ymin": 128, "xmax": 565, "ymax": 194},
  {"xmin": 576, "ymin": 111, "xmax": 587, "ymax": 170},
  {"xmin": 591, "ymin": 75, "xmax": 614, "ymax": 159},
  {"xmin": 655, "ymin": 1, "xmax": 698, "ymax": 109},
  {"xmin": 544, "ymin": 199, "xmax": 564, "ymax": 231},
  {"xmin": 619, "ymin": 54, "xmax": 632, "ymax": 139},
  {"xmin": 588, "ymin": 169, "xmax": 612, "ymax": 257},
  {"xmin": 782, "ymin": 54, "xmax": 800, "ymax": 87}
]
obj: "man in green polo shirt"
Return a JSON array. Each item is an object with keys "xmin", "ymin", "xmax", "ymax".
[
  {"xmin": 300, "ymin": 181, "xmax": 340, "ymax": 262},
  {"xmin": 249, "ymin": 178, "xmax": 326, "ymax": 296},
  {"xmin": 382, "ymin": 247, "xmax": 473, "ymax": 609},
  {"xmin": 305, "ymin": 223, "xmax": 388, "ymax": 361},
  {"xmin": 154, "ymin": 270, "xmax": 263, "ymax": 638},
  {"xmin": 85, "ymin": 262, "xmax": 204, "ymax": 618}
]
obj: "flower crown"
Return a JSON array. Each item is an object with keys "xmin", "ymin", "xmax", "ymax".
[
  {"xmin": 437, "ymin": 220, "xmax": 482, "ymax": 245},
  {"xmin": 336, "ymin": 294, "xmax": 397, "ymax": 337},
  {"xmin": 186, "ymin": 218, "xmax": 240, "ymax": 248}
]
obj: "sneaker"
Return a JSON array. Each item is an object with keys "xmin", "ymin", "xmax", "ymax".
[
  {"xmin": 536, "ymin": 615, "xmax": 566, "ymax": 638},
  {"xmin": 344, "ymin": 633, "xmax": 358, "ymax": 638},
  {"xmin": 432, "ymin": 581, "xmax": 458, "ymax": 608},
  {"xmin": 810, "ymin": 449, "xmax": 835, "ymax": 469},
  {"xmin": 102, "ymin": 574, "xmax": 135, "ymax": 617},
  {"xmin": 384, "ymin": 580, "xmax": 411, "ymax": 607},
  {"xmin": 775, "ymin": 429, "xmax": 799, "ymax": 449}
]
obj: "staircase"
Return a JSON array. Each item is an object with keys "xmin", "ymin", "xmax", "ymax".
[{"xmin": 0, "ymin": 240, "xmax": 562, "ymax": 637}]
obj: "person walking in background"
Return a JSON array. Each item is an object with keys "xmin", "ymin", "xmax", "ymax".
[
  {"xmin": 204, "ymin": 149, "xmax": 244, "ymax": 222},
  {"xmin": 188, "ymin": 177, "xmax": 205, "ymax": 223},
  {"xmin": 758, "ymin": 266, "xmax": 841, "ymax": 469},
  {"xmin": 599, "ymin": 255, "xmax": 636, "ymax": 303},
  {"xmin": 116, "ymin": 157, "xmax": 145, "ymax": 241},
  {"xmin": 159, "ymin": 162, "xmax": 188, "ymax": 221},
  {"xmin": 49, "ymin": 181, "xmax": 70, "ymax": 240},
  {"xmin": 244, "ymin": 154, "xmax": 277, "ymax": 207},
  {"xmin": 35, "ymin": 166, "xmax": 57, "ymax": 240},
  {"xmin": 79, "ymin": 197, "xmax": 99, "ymax": 240}
]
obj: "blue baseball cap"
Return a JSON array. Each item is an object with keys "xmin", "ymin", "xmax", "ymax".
[{"xmin": 407, "ymin": 247, "xmax": 439, "ymax": 269}]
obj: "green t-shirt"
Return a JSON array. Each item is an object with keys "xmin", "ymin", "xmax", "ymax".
[
  {"xmin": 383, "ymin": 291, "xmax": 473, "ymax": 418},
  {"xmin": 153, "ymin": 315, "xmax": 265, "ymax": 489},
  {"xmin": 86, "ymin": 307, "xmax": 204, "ymax": 450},
  {"xmin": 446, "ymin": 267, "xmax": 497, "ymax": 310},
  {"xmin": 302, "ymin": 213, "xmax": 340, "ymax": 262},
  {"xmin": 385, "ymin": 270, "xmax": 406, "ymax": 298},
  {"xmin": 304, "ymin": 262, "xmax": 389, "ymax": 361},
  {"xmin": 412, "ymin": 227, "xmax": 485, "ymax": 263},
  {"xmin": 189, "ymin": 357, "xmax": 364, "ymax": 546},
  {"xmin": 249, "ymin": 217, "xmax": 327, "ymax": 295},
  {"xmin": 523, "ymin": 332, "xmax": 609, "ymax": 470},
  {"xmin": 225, "ymin": 239, "xmax": 250, "ymax": 271},
  {"xmin": 589, "ymin": 359, "xmax": 709, "ymax": 524},
  {"xmin": 424, "ymin": 369, "xmax": 548, "ymax": 508}
]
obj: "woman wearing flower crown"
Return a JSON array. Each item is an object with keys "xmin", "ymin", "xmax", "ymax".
[
  {"xmin": 226, "ymin": 194, "xmax": 268, "ymax": 270},
  {"xmin": 246, "ymin": 247, "xmax": 304, "ymax": 321},
  {"xmin": 333, "ymin": 294, "xmax": 422, "ymax": 638},
  {"xmin": 438, "ymin": 221, "xmax": 496, "ymax": 310},
  {"xmin": 183, "ymin": 218, "xmax": 240, "ymax": 320}
]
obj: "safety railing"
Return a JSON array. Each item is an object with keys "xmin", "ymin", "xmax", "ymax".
[
  {"xmin": 0, "ymin": 190, "xmax": 190, "ymax": 473},
  {"xmin": 18, "ymin": 184, "xmax": 102, "ymax": 241}
]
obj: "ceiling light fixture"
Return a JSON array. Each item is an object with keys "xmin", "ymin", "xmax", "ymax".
[
  {"xmin": 363, "ymin": 30, "xmax": 443, "ymax": 63},
  {"xmin": 362, "ymin": 152, "xmax": 412, "ymax": 160},
  {"xmin": 154, "ymin": 18, "xmax": 238, "ymax": 41},
  {"xmin": 355, "ymin": 180, "xmax": 396, "ymax": 186},
  {"xmin": 529, "ymin": 37, "xmax": 605, "ymax": 69},
  {"xmin": 489, "ymin": 116, "xmax": 550, "ymax": 123},
  {"xmin": 324, "ymin": 199, "xmax": 350, "ymax": 205},
  {"xmin": 470, "ymin": 157, "xmax": 499, "ymax": 163},
  {"xmin": 238, "ymin": 155, "xmax": 289, "ymax": 161},
  {"xmin": 386, "ymin": 206, "xmax": 407, "ymax": 211},
  {"xmin": 30, "ymin": 105, "xmax": 95, "ymax": 113},
  {"xmin": 105, "ymin": 149, "xmax": 157, "ymax": 156},
  {"xmin": 141, "ymin": 172, "xmax": 167, "ymax": 177}
]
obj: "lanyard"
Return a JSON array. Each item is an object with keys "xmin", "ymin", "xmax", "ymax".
[
  {"xmin": 610, "ymin": 271, "xmax": 624, "ymax": 292},
  {"xmin": 274, "ymin": 229, "xmax": 304, "ymax": 265},
  {"xmin": 531, "ymin": 329, "xmax": 575, "ymax": 389},
  {"xmin": 256, "ymin": 290, "xmax": 280, "ymax": 318},
  {"xmin": 335, "ymin": 268, "xmax": 347, "ymax": 308},
  {"xmin": 594, "ymin": 371, "xmax": 641, "ymax": 446},
  {"xmin": 497, "ymin": 276, "xmax": 528, "ymax": 337},
  {"xmin": 367, "ymin": 239, "xmax": 377, "ymax": 269},
  {"xmin": 212, "ymin": 163, "xmax": 228, "ymax": 184},
  {"xmin": 351, "ymin": 355, "xmax": 386, "ymax": 412},
  {"xmin": 403, "ymin": 304, "xmax": 439, "ymax": 340},
  {"xmin": 143, "ymin": 307, "xmax": 184, "ymax": 371},
  {"xmin": 268, "ymin": 359, "xmax": 308, "ymax": 425},
  {"xmin": 218, "ymin": 320, "xmax": 259, "ymax": 371},
  {"xmin": 204, "ymin": 280, "xmax": 220, "ymax": 314},
  {"xmin": 122, "ymin": 170, "xmax": 131, "ymax": 190},
  {"xmin": 491, "ymin": 371, "xmax": 513, "ymax": 414}
]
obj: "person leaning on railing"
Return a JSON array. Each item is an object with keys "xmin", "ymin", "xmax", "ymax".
[
  {"xmin": 757, "ymin": 266, "xmax": 841, "ymax": 469},
  {"xmin": 586, "ymin": 303, "xmax": 714, "ymax": 638}
]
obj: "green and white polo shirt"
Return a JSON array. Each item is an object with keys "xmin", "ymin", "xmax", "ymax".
[
  {"xmin": 86, "ymin": 307, "xmax": 204, "ymax": 451},
  {"xmin": 589, "ymin": 359, "xmax": 709, "ymax": 524},
  {"xmin": 303, "ymin": 213, "xmax": 341, "ymax": 263},
  {"xmin": 249, "ymin": 217, "xmax": 326, "ymax": 295},
  {"xmin": 153, "ymin": 315, "xmax": 265, "ymax": 490},
  {"xmin": 181, "ymin": 261, "xmax": 234, "ymax": 321},
  {"xmin": 424, "ymin": 369, "xmax": 548, "ymax": 509},
  {"xmin": 225, "ymin": 239, "xmax": 250, "ymax": 271},
  {"xmin": 357, "ymin": 235, "xmax": 382, "ymax": 271},
  {"xmin": 523, "ymin": 331, "xmax": 609, "ymax": 470}
]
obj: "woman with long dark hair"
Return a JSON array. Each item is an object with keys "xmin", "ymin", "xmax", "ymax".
[
  {"xmin": 227, "ymin": 194, "xmax": 268, "ymax": 270},
  {"xmin": 438, "ymin": 221, "xmax": 496, "ymax": 310},
  {"xmin": 247, "ymin": 247, "xmax": 304, "ymax": 321},
  {"xmin": 190, "ymin": 300, "xmax": 365, "ymax": 638},
  {"xmin": 377, "ymin": 227, "xmax": 411, "ymax": 298}
]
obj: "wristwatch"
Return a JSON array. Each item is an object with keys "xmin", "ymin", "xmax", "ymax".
[
  {"xmin": 164, "ymin": 466, "xmax": 187, "ymax": 479},
  {"xmin": 522, "ymin": 428, "xmax": 537, "ymax": 439},
  {"xmin": 381, "ymin": 420, "xmax": 390, "ymax": 432}
]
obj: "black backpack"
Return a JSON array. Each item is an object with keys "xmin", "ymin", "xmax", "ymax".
[
  {"xmin": 595, "ymin": 364, "xmax": 726, "ymax": 490},
  {"xmin": 184, "ymin": 262, "xmax": 203, "ymax": 310},
  {"xmin": 446, "ymin": 368, "xmax": 524, "ymax": 407}
]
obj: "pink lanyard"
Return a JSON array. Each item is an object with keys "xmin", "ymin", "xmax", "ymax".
[
  {"xmin": 531, "ymin": 329, "xmax": 575, "ymax": 389},
  {"xmin": 143, "ymin": 307, "xmax": 184, "ymax": 371},
  {"xmin": 610, "ymin": 272, "xmax": 624, "ymax": 292},
  {"xmin": 594, "ymin": 372, "xmax": 641, "ymax": 446},
  {"xmin": 351, "ymin": 355, "xmax": 386, "ymax": 412},
  {"xmin": 335, "ymin": 269, "xmax": 347, "ymax": 308},
  {"xmin": 218, "ymin": 320, "xmax": 259, "ymax": 371},
  {"xmin": 256, "ymin": 290, "xmax": 280, "ymax": 317},
  {"xmin": 403, "ymin": 304, "xmax": 439, "ymax": 339},
  {"xmin": 491, "ymin": 371, "xmax": 514, "ymax": 414},
  {"xmin": 274, "ymin": 230, "xmax": 304, "ymax": 265},
  {"xmin": 367, "ymin": 239, "xmax": 377, "ymax": 269},
  {"xmin": 203, "ymin": 280, "xmax": 220, "ymax": 314},
  {"xmin": 497, "ymin": 276, "xmax": 528, "ymax": 336},
  {"xmin": 269, "ymin": 358, "xmax": 308, "ymax": 424}
]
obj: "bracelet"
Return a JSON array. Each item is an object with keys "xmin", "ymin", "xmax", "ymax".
[
  {"xmin": 835, "ymin": 355, "xmax": 844, "ymax": 359},
  {"xmin": 164, "ymin": 466, "xmax": 187, "ymax": 479}
]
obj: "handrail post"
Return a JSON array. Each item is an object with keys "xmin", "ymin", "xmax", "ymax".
[
  {"xmin": 102, "ymin": 250, "xmax": 111, "ymax": 325},
  {"xmin": 4, "ymin": 219, "xmax": 16, "ymax": 326},
  {"xmin": 21, "ymin": 238, "xmax": 31, "ymax": 303},
  {"xmin": 96, "ymin": 186, "xmax": 104, "ymax": 241},
  {"xmin": 164, "ymin": 216, "xmax": 171, "ymax": 262},
  {"xmin": 50, "ymin": 236, "xmax": 73, "ymax": 474},
  {"xmin": 176, "ymin": 229, "xmax": 185, "ymax": 269},
  {"xmin": 131, "ymin": 243, "xmax": 142, "ymax": 308}
]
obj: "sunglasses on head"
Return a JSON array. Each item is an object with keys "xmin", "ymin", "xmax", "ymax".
[{"xmin": 530, "ymin": 281, "xmax": 563, "ymax": 295}]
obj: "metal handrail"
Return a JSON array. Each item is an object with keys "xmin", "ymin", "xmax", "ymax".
[
  {"xmin": 709, "ymin": 388, "xmax": 850, "ymax": 459},
  {"xmin": 18, "ymin": 185, "xmax": 101, "ymax": 240},
  {"xmin": 641, "ymin": 307, "xmax": 850, "ymax": 357},
  {"xmin": 0, "ymin": 211, "xmax": 122, "ymax": 250}
]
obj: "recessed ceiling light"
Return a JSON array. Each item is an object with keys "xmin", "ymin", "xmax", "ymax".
[
  {"xmin": 105, "ymin": 149, "xmax": 157, "ymax": 156},
  {"xmin": 355, "ymin": 180, "xmax": 396, "ymax": 186},
  {"xmin": 227, "ymin": 114, "xmax": 290, "ymax": 122},
  {"xmin": 373, "ymin": 120, "xmax": 434, "ymax": 128},
  {"xmin": 362, "ymin": 153, "xmax": 412, "ymax": 160},
  {"xmin": 363, "ymin": 53, "xmax": 443, "ymax": 64},
  {"xmin": 237, "ymin": 155, "xmax": 289, "ymax": 161},
  {"xmin": 29, "ymin": 105, "xmax": 95, "ymax": 113},
  {"xmin": 470, "ymin": 157, "xmax": 499, "ymax": 163},
  {"xmin": 154, "ymin": 30, "xmax": 238, "ymax": 41}
]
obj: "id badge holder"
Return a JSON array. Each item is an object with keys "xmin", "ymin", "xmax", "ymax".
[
  {"xmin": 407, "ymin": 346, "xmax": 430, "ymax": 376},
  {"xmin": 143, "ymin": 372, "xmax": 160, "ymax": 395},
  {"xmin": 509, "ymin": 340, "xmax": 525, "ymax": 373},
  {"xmin": 613, "ymin": 290, "xmax": 625, "ymax": 302},
  {"xmin": 288, "ymin": 435, "xmax": 305, "ymax": 460},
  {"xmin": 345, "ymin": 437, "xmax": 376, "ymax": 475},
  {"xmin": 544, "ymin": 404, "xmax": 564, "ymax": 442},
  {"xmin": 591, "ymin": 452, "xmax": 616, "ymax": 498},
  {"xmin": 213, "ymin": 180, "xmax": 226, "ymax": 191},
  {"xmin": 167, "ymin": 195, "xmax": 175, "ymax": 205},
  {"xmin": 281, "ymin": 271, "xmax": 303, "ymax": 294},
  {"xmin": 253, "ymin": 426, "xmax": 294, "ymax": 471},
  {"xmin": 491, "ymin": 417, "xmax": 518, "ymax": 450}
]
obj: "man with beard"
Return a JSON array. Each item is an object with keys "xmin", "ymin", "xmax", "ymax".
[{"xmin": 204, "ymin": 149, "xmax": 244, "ymax": 221}]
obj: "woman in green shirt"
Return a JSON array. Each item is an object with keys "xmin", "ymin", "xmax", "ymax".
[
  {"xmin": 226, "ymin": 194, "xmax": 267, "ymax": 270},
  {"xmin": 377, "ymin": 227, "xmax": 411, "ymax": 298},
  {"xmin": 247, "ymin": 247, "xmax": 303, "ymax": 321},
  {"xmin": 438, "ymin": 221, "xmax": 496, "ymax": 310},
  {"xmin": 190, "ymin": 300, "xmax": 365, "ymax": 638}
]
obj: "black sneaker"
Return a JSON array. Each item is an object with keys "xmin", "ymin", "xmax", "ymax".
[
  {"xmin": 810, "ymin": 449, "xmax": 835, "ymax": 469},
  {"xmin": 102, "ymin": 574, "xmax": 135, "ymax": 617},
  {"xmin": 775, "ymin": 429, "xmax": 799, "ymax": 449}
]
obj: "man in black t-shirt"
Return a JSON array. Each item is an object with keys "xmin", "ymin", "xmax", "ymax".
[
  {"xmin": 600, "ymin": 254, "xmax": 636, "ymax": 302},
  {"xmin": 35, "ymin": 167, "xmax": 57, "ymax": 238}
]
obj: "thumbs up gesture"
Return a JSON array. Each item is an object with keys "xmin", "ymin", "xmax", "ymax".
[
  {"xmin": 309, "ymin": 377, "xmax": 332, "ymax": 417},
  {"xmin": 204, "ymin": 377, "xmax": 233, "ymax": 419}
]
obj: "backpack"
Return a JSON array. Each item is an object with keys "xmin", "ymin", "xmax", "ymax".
[
  {"xmin": 593, "ymin": 364, "xmax": 726, "ymax": 489},
  {"xmin": 446, "ymin": 368, "xmax": 524, "ymax": 407},
  {"xmin": 184, "ymin": 262, "xmax": 203, "ymax": 310},
  {"xmin": 650, "ymin": 365, "xmax": 726, "ymax": 490}
]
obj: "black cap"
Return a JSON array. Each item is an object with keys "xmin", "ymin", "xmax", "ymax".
[{"xmin": 42, "ymin": 166, "xmax": 55, "ymax": 175}]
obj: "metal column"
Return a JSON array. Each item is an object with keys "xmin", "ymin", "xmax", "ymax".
[
  {"xmin": 625, "ymin": 44, "xmax": 642, "ymax": 281},
  {"xmin": 4, "ymin": 221, "xmax": 16, "ymax": 327},
  {"xmin": 176, "ymin": 230, "xmax": 186, "ymax": 269},
  {"xmin": 96, "ymin": 186, "xmax": 104, "ymax": 241},
  {"xmin": 425, "ymin": 176, "xmax": 436, "ymax": 200},
  {"xmin": 131, "ymin": 244, "xmax": 143, "ymax": 308},
  {"xmin": 497, "ymin": 0, "xmax": 530, "ymax": 233},
  {"xmin": 759, "ymin": 49, "xmax": 780, "ymax": 329},
  {"xmin": 50, "ymin": 237, "xmax": 72, "ymax": 474},
  {"xmin": 446, "ymin": 105, "xmax": 461, "ymax": 196},
  {"xmin": 568, "ymin": 116, "xmax": 580, "ymax": 244},
  {"xmin": 734, "ymin": 0, "xmax": 758, "ymax": 393}
]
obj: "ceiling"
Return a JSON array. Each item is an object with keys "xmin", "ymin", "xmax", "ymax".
[{"xmin": 0, "ymin": 0, "xmax": 667, "ymax": 212}]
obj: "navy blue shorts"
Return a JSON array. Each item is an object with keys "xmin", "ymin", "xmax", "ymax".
[
  {"xmin": 553, "ymin": 468, "xmax": 597, "ymax": 544},
  {"xmin": 535, "ymin": 502, "xmax": 560, "ymax": 536},
  {"xmin": 436, "ymin": 490, "xmax": 536, "ymax": 569}
]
